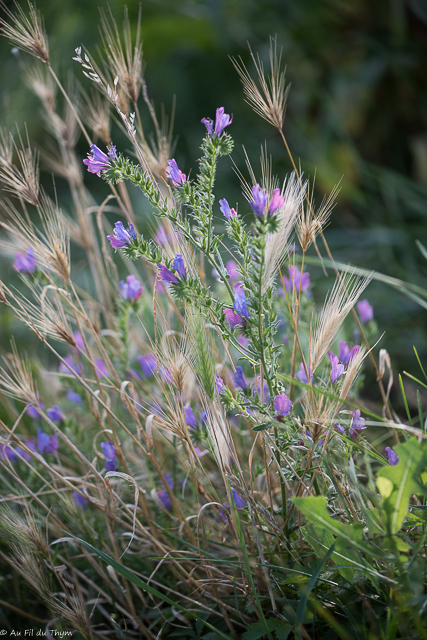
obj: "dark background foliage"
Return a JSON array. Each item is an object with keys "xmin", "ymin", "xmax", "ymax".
[{"xmin": 0, "ymin": 0, "xmax": 426, "ymax": 406}]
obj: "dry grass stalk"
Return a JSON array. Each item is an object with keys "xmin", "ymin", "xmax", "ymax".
[
  {"xmin": 232, "ymin": 37, "xmax": 290, "ymax": 131},
  {"xmin": 0, "ymin": 131, "xmax": 40, "ymax": 205},
  {"xmin": 297, "ymin": 182, "xmax": 339, "ymax": 252},
  {"xmin": 0, "ymin": 1, "xmax": 49, "ymax": 65},
  {"xmin": 311, "ymin": 270, "xmax": 371, "ymax": 372}
]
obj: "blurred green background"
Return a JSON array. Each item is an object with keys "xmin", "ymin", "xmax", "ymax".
[{"xmin": 0, "ymin": 0, "xmax": 426, "ymax": 406}]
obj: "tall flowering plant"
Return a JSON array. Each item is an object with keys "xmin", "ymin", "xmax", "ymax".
[{"xmin": 0, "ymin": 6, "xmax": 425, "ymax": 640}]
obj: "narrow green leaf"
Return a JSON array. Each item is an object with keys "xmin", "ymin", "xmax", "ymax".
[
  {"xmin": 399, "ymin": 374, "xmax": 413, "ymax": 426},
  {"xmin": 64, "ymin": 532, "xmax": 233, "ymax": 640}
]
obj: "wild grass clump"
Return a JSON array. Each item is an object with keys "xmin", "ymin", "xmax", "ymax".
[{"xmin": 0, "ymin": 5, "xmax": 426, "ymax": 639}]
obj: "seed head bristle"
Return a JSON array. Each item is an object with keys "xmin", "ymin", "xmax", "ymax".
[
  {"xmin": 24, "ymin": 61, "xmax": 56, "ymax": 111},
  {"xmin": 82, "ymin": 89, "xmax": 112, "ymax": 144},
  {"xmin": 0, "ymin": 131, "xmax": 40, "ymax": 205},
  {"xmin": 232, "ymin": 37, "xmax": 290, "ymax": 131},
  {"xmin": 297, "ymin": 182, "xmax": 339, "ymax": 253},
  {"xmin": 311, "ymin": 270, "xmax": 372, "ymax": 372},
  {"xmin": 0, "ymin": 341, "xmax": 39, "ymax": 406},
  {"xmin": 0, "ymin": 1, "xmax": 49, "ymax": 64},
  {"xmin": 100, "ymin": 6, "xmax": 143, "ymax": 106}
]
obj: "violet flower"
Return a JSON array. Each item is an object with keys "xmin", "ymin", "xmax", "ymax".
[
  {"xmin": 73, "ymin": 331, "xmax": 85, "ymax": 351},
  {"xmin": 95, "ymin": 359, "xmax": 109, "ymax": 378},
  {"xmin": 184, "ymin": 404, "xmax": 198, "ymax": 429},
  {"xmin": 67, "ymin": 389, "xmax": 82, "ymax": 404},
  {"xmin": 350, "ymin": 409, "xmax": 366, "ymax": 439},
  {"xmin": 83, "ymin": 144, "xmax": 116, "ymax": 176},
  {"xmin": 385, "ymin": 446, "xmax": 399, "ymax": 466},
  {"xmin": 26, "ymin": 397, "xmax": 44, "ymax": 420},
  {"xmin": 296, "ymin": 363, "xmax": 309, "ymax": 383},
  {"xmin": 233, "ymin": 290, "xmax": 250, "ymax": 319},
  {"xmin": 158, "ymin": 473, "xmax": 174, "ymax": 510},
  {"xmin": 249, "ymin": 184, "xmax": 285, "ymax": 218},
  {"xmin": 165, "ymin": 159, "xmax": 186, "ymax": 186},
  {"xmin": 59, "ymin": 355, "xmax": 80, "ymax": 375},
  {"xmin": 46, "ymin": 405, "xmax": 64, "ymax": 423},
  {"xmin": 72, "ymin": 491, "xmax": 88, "ymax": 508},
  {"xmin": 157, "ymin": 264, "xmax": 179, "ymax": 283},
  {"xmin": 201, "ymin": 107, "xmax": 233, "ymax": 137},
  {"xmin": 173, "ymin": 254, "xmax": 186, "ymax": 279},
  {"xmin": 107, "ymin": 221, "xmax": 136, "ymax": 251},
  {"xmin": 224, "ymin": 308, "xmax": 244, "ymax": 328},
  {"xmin": 282, "ymin": 265, "xmax": 310, "ymax": 293},
  {"xmin": 334, "ymin": 424, "xmax": 345, "ymax": 434},
  {"xmin": 219, "ymin": 198, "xmax": 237, "ymax": 220},
  {"xmin": 330, "ymin": 354, "xmax": 346, "ymax": 383},
  {"xmin": 160, "ymin": 366, "xmax": 173, "ymax": 384},
  {"xmin": 357, "ymin": 299, "xmax": 373, "ymax": 323},
  {"xmin": 0, "ymin": 444, "xmax": 17, "ymax": 462},
  {"xmin": 37, "ymin": 428, "xmax": 59, "ymax": 455},
  {"xmin": 120, "ymin": 274, "xmax": 144, "ymax": 301},
  {"xmin": 231, "ymin": 488, "xmax": 246, "ymax": 508},
  {"xmin": 215, "ymin": 375, "xmax": 226, "ymax": 394},
  {"xmin": 138, "ymin": 353, "xmax": 157, "ymax": 377},
  {"xmin": 273, "ymin": 392, "xmax": 292, "ymax": 417},
  {"xmin": 234, "ymin": 366, "xmax": 247, "ymax": 391},
  {"xmin": 226, "ymin": 260, "xmax": 240, "ymax": 281},
  {"xmin": 100, "ymin": 440, "xmax": 117, "ymax": 472},
  {"xmin": 13, "ymin": 247, "xmax": 36, "ymax": 274}
]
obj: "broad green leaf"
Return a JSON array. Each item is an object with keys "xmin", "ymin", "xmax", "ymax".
[
  {"xmin": 242, "ymin": 620, "xmax": 292, "ymax": 640},
  {"xmin": 377, "ymin": 437, "xmax": 427, "ymax": 534},
  {"xmin": 293, "ymin": 496, "xmax": 379, "ymax": 558},
  {"xmin": 302, "ymin": 523, "xmax": 358, "ymax": 583}
]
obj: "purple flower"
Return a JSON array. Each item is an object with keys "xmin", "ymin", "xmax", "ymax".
[
  {"xmin": 215, "ymin": 375, "xmax": 226, "ymax": 394},
  {"xmin": 350, "ymin": 409, "xmax": 366, "ymax": 439},
  {"xmin": 73, "ymin": 331, "xmax": 85, "ymax": 351},
  {"xmin": 268, "ymin": 188, "xmax": 285, "ymax": 214},
  {"xmin": 255, "ymin": 377, "xmax": 270, "ymax": 402},
  {"xmin": 334, "ymin": 424, "xmax": 345, "ymax": 434},
  {"xmin": 184, "ymin": 404, "xmax": 198, "ymax": 428},
  {"xmin": 274, "ymin": 392, "xmax": 292, "ymax": 416},
  {"xmin": 59, "ymin": 355, "xmax": 80, "ymax": 375},
  {"xmin": 349, "ymin": 345, "xmax": 361, "ymax": 361},
  {"xmin": 157, "ymin": 264, "xmax": 179, "ymax": 283},
  {"xmin": 202, "ymin": 107, "xmax": 233, "ymax": 137},
  {"xmin": 138, "ymin": 353, "xmax": 157, "ymax": 377},
  {"xmin": 26, "ymin": 397, "xmax": 44, "ymax": 420},
  {"xmin": 385, "ymin": 446, "xmax": 399, "ymax": 466},
  {"xmin": 107, "ymin": 221, "xmax": 136, "ymax": 251},
  {"xmin": 94, "ymin": 359, "xmax": 109, "ymax": 378},
  {"xmin": 233, "ymin": 289, "xmax": 250, "ymax": 319},
  {"xmin": 158, "ymin": 474, "xmax": 174, "ymax": 510},
  {"xmin": 237, "ymin": 334, "xmax": 249, "ymax": 348},
  {"xmin": 330, "ymin": 354, "xmax": 346, "ymax": 383},
  {"xmin": 37, "ymin": 428, "xmax": 59, "ymax": 455},
  {"xmin": 357, "ymin": 299, "xmax": 373, "ymax": 323},
  {"xmin": 0, "ymin": 444, "xmax": 17, "ymax": 461},
  {"xmin": 101, "ymin": 440, "xmax": 117, "ymax": 472},
  {"xmin": 173, "ymin": 254, "xmax": 186, "ymax": 279},
  {"xmin": 296, "ymin": 363, "xmax": 309, "ymax": 384},
  {"xmin": 231, "ymin": 488, "xmax": 246, "ymax": 508},
  {"xmin": 226, "ymin": 260, "xmax": 240, "ymax": 281},
  {"xmin": 46, "ymin": 405, "xmax": 64, "ymax": 423},
  {"xmin": 13, "ymin": 247, "xmax": 36, "ymax": 274},
  {"xmin": 219, "ymin": 198, "xmax": 237, "ymax": 220},
  {"xmin": 165, "ymin": 159, "xmax": 186, "ymax": 186},
  {"xmin": 199, "ymin": 410, "xmax": 208, "ymax": 423},
  {"xmin": 249, "ymin": 184, "xmax": 285, "ymax": 218},
  {"xmin": 234, "ymin": 366, "xmax": 247, "ymax": 391},
  {"xmin": 160, "ymin": 366, "xmax": 173, "ymax": 384},
  {"xmin": 224, "ymin": 308, "xmax": 244, "ymax": 328},
  {"xmin": 83, "ymin": 144, "xmax": 115, "ymax": 176},
  {"xmin": 282, "ymin": 266, "xmax": 310, "ymax": 293},
  {"xmin": 72, "ymin": 491, "xmax": 88, "ymax": 508},
  {"xmin": 120, "ymin": 274, "xmax": 143, "ymax": 301},
  {"xmin": 156, "ymin": 225, "xmax": 171, "ymax": 245},
  {"xmin": 249, "ymin": 184, "xmax": 269, "ymax": 217},
  {"xmin": 67, "ymin": 389, "xmax": 82, "ymax": 404}
]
